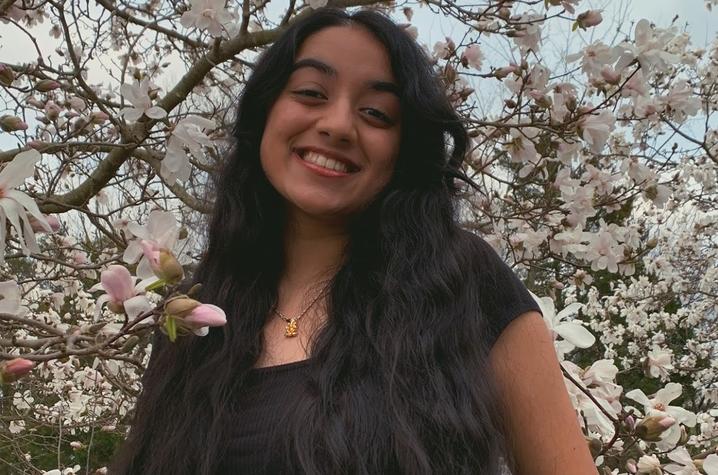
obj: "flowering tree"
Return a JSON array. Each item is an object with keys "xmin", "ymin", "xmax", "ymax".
[{"xmin": 0, "ymin": 0, "xmax": 717, "ymax": 473}]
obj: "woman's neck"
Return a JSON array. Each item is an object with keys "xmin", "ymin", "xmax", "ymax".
[{"xmin": 281, "ymin": 208, "xmax": 348, "ymax": 291}]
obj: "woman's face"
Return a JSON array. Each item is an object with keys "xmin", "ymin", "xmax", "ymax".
[{"xmin": 260, "ymin": 25, "xmax": 402, "ymax": 221}]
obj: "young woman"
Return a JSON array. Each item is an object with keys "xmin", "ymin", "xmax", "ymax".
[{"xmin": 112, "ymin": 8, "xmax": 596, "ymax": 475}]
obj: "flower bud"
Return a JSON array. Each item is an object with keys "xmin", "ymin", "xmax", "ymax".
[
  {"xmin": 0, "ymin": 358, "xmax": 35, "ymax": 383},
  {"xmin": 575, "ymin": 10, "xmax": 603, "ymax": 30},
  {"xmin": 140, "ymin": 241, "xmax": 184, "ymax": 283},
  {"xmin": 600, "ymin": 66, "xmax": 621, "ymax": 85},
  {"xmin": 0, "ymin": 115, "xmax": 28, "ymax": 132},
  {"xmin": 90, "ymin": 111, "xmax": 110, "ymax": 124},
  {"xmin": 586, "ymin": 437, "xmax": 602, "ymax": 458},
  {"xmin": 25, "ymin": 96, "xmax": 45, "ymax": 109},
  {"xmin": 625, "ymin": 459, "xmax": 637, "ymax": 474},
  {"xmin": 164, "ymin": 296, "xmax": 201, "ymax": 318},
  {"xmin": 0, "ymin": 63, "xmax": 15, "ymax": 86},
  {"xmin": 494, "ymin": 64, "xmax": 520, "ymax": 79},
  {"xmin": 635, "ymin": 415, "xmax": 675, "ymax": 441},
  {"xmin": 183, "ymin": 303, "xmax": 227, "ymax": 328},
  {"xmin": 29, "ymin": 214, "xmax": 60, "ymax": 233},
  {"xmin": 35, "ymin": 79, "xmax": 61, "ymax": 92},
  {"xmin": 44, "ymin": 100, "xmax": 61, "ymax": 120},
  {"xmin": 27, "ymin": 140, "xmax": 49, "ymax": 150}
]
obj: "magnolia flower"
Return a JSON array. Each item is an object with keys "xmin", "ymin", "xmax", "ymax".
[
  {"xmin": 180, "ymin": 0, "xmax": 237, "ymax": 38},
  {"xmin": 123, "ymin": 210, "xmax": 182, "ymax": 280},
  {"xmin": 0, "ymin": 280, "xmax": 26, "ymax": 316},
  {"xmin": 644, "ymin": 346, "xmax": 674, "ymax": 380},
  {"xmin": 660, "ymin": 80, "xmax": 701, "ymax": 122},
  {"xmin": 530, "ymin": 292, "xmax": 596, "ymax": 357},
  {"xmin": 580, "ymin": 109, "xmax": 615, "ymax": 153},
  {"xmin": 163, "ymin": 297, "xmax": 227, "ymax": 340},
  {"xmin": 566, "ymin": 41, "xmax": 618, "ymax": 78},
  {"xmin": 29, "ymin": 214, "xmax": 60, "ymax": 233},
  {"xmin": 90, "ymin": 265, "xmax": 153, "ymax": 320},
  {"xmin": 0, "ymin": 115, "xmax": 28, "ymax": 132},
  {"xmin": 0, "ymin": 358, "xmax": 35, "ymax": 383},
  {"xmin": 664, "ymin": 446, "xmax": 702, "ymax": 475},
  {"xmin": 163, "ymin": 115, "xmax": 215, "ymax": 185},
  {"xmin": 0, "ymin": 149, "xmax": 53, "ymax": 262},
  {"xmin": 575, "ymin": 10, "xmax": 603, "ymax": 30},
  {"xmin": 615, "ymin": 19, "xmax": 679, "ymax": 73},
  {"xmin": 120, "ymin": 79, "xmax": 166, "ymax": 122},
  {"xmin": 703, "ymin": 455, "xmax": 718, "ymax": 475},
  {"xmin": 182, "ymin": 303, "xmax": 227, "ymax": 336},
  {"xmin": 626, "ymin": 383, "xmax": 697, "ymax": 449},
  {"xmin": 140, "ymin": 241, "xmax": 184, "ymax": 283},
  {"xmin": 461, "ymin": 45, "xmax": 483, "ymax": 70}
]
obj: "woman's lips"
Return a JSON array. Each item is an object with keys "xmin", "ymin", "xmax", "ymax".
[{"xmin": 293, "ymin": 151, "xmax": 354, "ymax": 178}]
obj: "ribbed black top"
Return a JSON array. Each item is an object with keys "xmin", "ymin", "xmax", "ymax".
[{"xmin": 217, "ymin": 359, "xmax": 312, "ymax": 474}]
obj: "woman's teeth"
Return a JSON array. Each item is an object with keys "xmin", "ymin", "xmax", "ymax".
[{"xmin": 301, "ymin": 151, "xmax": 350, "ymax": 173}]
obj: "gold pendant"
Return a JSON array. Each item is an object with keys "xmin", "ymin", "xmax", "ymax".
[{"xmin": 284, "ymin": 318, "xmax": 298, "ymax": 337}]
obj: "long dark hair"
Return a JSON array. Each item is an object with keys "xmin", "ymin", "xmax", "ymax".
[{"xmin": 112, "ymin": 8, "xmax": 512, "ymax": 474}]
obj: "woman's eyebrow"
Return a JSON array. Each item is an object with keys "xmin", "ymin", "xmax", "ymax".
[{"xmin": 291, "ymin": 57, "xmax": 400, "ymax": 97}]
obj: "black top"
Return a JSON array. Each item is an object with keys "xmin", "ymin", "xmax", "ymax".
[{"xmin": 216, "ymin": 237, "xmax": 541, "ymax": 474}]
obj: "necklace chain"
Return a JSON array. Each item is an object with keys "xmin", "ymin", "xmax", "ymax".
[{"xmin": 272, "ymin": 284, "xmax": 328, "ymax": 338}]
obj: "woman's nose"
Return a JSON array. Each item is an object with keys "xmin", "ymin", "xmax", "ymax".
[{"xmin": 316, "ymin": 98, "xmax": 357, "ymax": 144}]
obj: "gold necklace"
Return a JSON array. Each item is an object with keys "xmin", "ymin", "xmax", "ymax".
[{"xmin": 272, "ymin": 286, "xmax": 328, "ymax": 338}]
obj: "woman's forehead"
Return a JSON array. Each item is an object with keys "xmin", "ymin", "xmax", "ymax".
[{"xmin": 295, "ymin": 25, "xmax": 396, "ymax": 82}]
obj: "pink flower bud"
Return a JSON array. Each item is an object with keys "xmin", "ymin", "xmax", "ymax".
[
  {"xmin": 0, "ymin": 63, "xmax": 15, "ymax": 86},
  {"xmin": 0, "ymin": 358, "xmax": 35, "ymax": 383},
  {"xmin": 35, "ymin": 79, "xmax": 61, "ymax": 92},
  {"xmin": 29, "ymin": 214, "xmax": 60, "ymax": 233},
  {"xmin": 101, "ymin": 265, "xmax": 135, "ymax": 309},
  {"xmin": 25, "ymin": 97, "xmax": 45, "ymax": 109},
  {"xmin": 184, "ymin": 304, "xmax": 227, "ymax": 328},
  {"xmin": 635, "ymin": 415, "xmax": 676, "ymax": 441},
  {"xmin": 140, "ymin": 240, "xmax": 184, "ymax": 283},
  {"xmin": 44, "ymin": 100, "xmax": 61, "ymax": 120},
  {"xmin": 0, "ymin": 115, "xmax": 28, "ymax": 132},
  {"xmin": 90, "ymin": 111, "xmax": 110, "ymax": 124},
  {"xmin": 494, "ymin": 64, "xmax": 520, "ymax": 79},
  {"xmin": 600, "ymin": 66, "xmax": 621, "ymax": 85},
  {"xmin": 27, "ymin": 140, "xmax": 49, "ymax": 150},
  {"xmin": 576, "ymin": 10, "xmax": 603, "ymax": 30}
]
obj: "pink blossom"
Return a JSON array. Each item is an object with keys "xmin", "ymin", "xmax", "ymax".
[
  {"xmin": 0, "ymin": 115, "xmax": 28, "ymax": 132},
  {"xmin": 461, "ymin": 45, "xmax": 483, "ymax": 70},
  {"xmin": 29, "ymin": 214, "xmax": 60, "ymax": 233},
  {"xmin": 91, "ymin": 265, "xmax": 153, "ymax": 320},
  {"xmin": 575, "ymin": 10, "xmax": 603, "ymax": 30},
  {"xmin": 0, "ymin": 358, "xmax": 35, "ymax": 383},
  {"xmin": 184, "ymin": 304, "xmax": 227, "ymax": 328}
]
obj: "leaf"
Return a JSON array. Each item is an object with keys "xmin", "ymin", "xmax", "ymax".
[
  {"xmin": 145, "ymin": 278, "xmax": 166, "ymax": 292},
  {"xmin": 164, "ymin": 315, "xmax": 177, "ymax": 342}
]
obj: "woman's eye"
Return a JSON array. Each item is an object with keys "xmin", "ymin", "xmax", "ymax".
[
  {"xmin": 363, "ymin": 108, "xmax": 394, "ymax": 125},
  {"xmin": 293, "ymin": 89, "xmax": 326, "ymax": 99}
]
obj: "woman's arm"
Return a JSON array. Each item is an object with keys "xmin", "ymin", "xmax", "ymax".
[{"xmin": 489, "ymin": 311, "xmax": 598, "ymax": 475}]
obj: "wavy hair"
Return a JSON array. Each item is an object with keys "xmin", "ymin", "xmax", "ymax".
[{"xmin": 112, "ymin": 8, "xmax": 512, "ymax": 474}]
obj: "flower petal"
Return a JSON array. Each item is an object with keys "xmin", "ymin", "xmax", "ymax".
[
  {"xmin": 656, "ymin": 382, "xmax": 682, "ymax": 405},
  {"xmin": 0, "ymin": 149, "xmax": 39, "ymax": 190},
  {"xmin": 625, "ymin": 388, "xmax": 651, "ymax": 408},
  {"xmin": 123, "ymin": 295, "xmax": 154, "ymax": 320},
  {"xmin": 555, "ymin": 322, "xmax": 595, "ymax": 348},
  {"xmin": 145, "ymin": 106, "xmax": 167, "ymax": 119}
]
